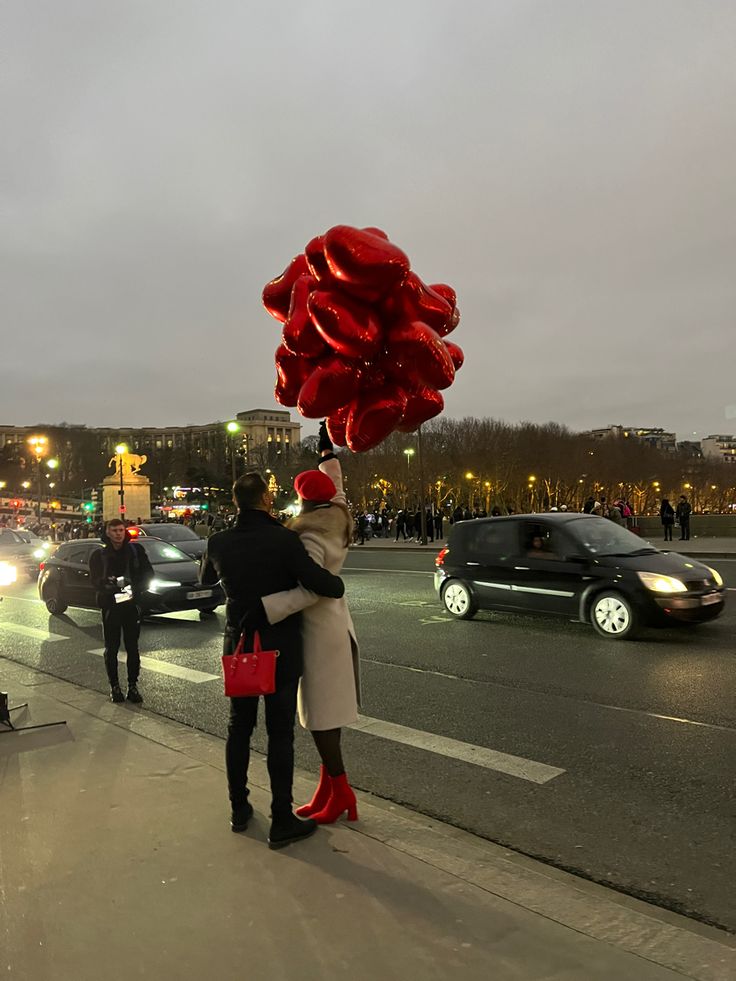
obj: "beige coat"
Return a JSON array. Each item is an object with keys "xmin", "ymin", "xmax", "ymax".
[{"xmin": 262, "ymin": 457, "xmax": 360, "ymax": 731}]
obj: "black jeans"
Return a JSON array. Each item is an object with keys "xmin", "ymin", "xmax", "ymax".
[
  {"xmin": 224, "ymin": 641, "xmax": 299, "ymax": 816},
  {"xmin": 102, "ymin": 603, "xmax": 140, "ymax": 687},
  {"xmin": 663, "ymin": 524, "xmax": 673, "ymax": 541},
  {"xmin": 679, "ymin": 521, "xmax": 690, "ymax": 540}
]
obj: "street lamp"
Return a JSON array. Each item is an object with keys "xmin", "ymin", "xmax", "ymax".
[
  {"xmin": 226, "ymin": 421, "xmax": 240, "ymax": 485},
  {"xmin": 27, "ymin": 435, "xmax": 48, "ymax": 520},
  {"xmin": 115, "ymin": 443, "xmax": 128, "ymax": 520}
]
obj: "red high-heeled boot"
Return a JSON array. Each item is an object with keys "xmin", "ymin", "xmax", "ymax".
[
  {"xmin": 311, "ymin": 772, "xmax": 358, "ymax": 824},
  {"xmin": 295, "ymin": 765, "xmax": 332, "ymax": 818}
]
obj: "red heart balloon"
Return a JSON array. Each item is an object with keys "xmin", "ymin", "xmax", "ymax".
[
  {"xmin": 428, "ymin": 283, "xmax": 458, "ymax": 336},
  {"xmin": 346, "ymin": 385, "xmax": 409, "ymax": 452},
  {"xmin": 326, "ymin": 405, "xmax": 350, "ymax": 447},
  {"xmin": 443, "ymin": 340, "xmax": 464, "ymax": 370},
  {"xmin": 282, "ymin": 275, "xmax": 328, "ymax": 358},
  {"xmin": 274, "ymin": 345, "xmax": 314, "ymax": 407},
  {"xmin": 324, "ymin": 225, "xmax": 410, "ymax": 299},
  {"xmin": 397, "ymin": 386, "xmax": 445, "ymax": 432},
  {"xmin": 263, "ymin": 254, "xmax": 309, "ymax": 323},
  {"xmin": 305, "ymin": 235, "xmax": 334, "ymax": 284},
  {"xmin": 307, "ymin": 290, "xmax": 383, "ymax": 359},
  {"xmin": 297, "ymin": 356, "xmax": 358, "ymax": 419},
  {"xmin": 383, "ymin": 272, "xmax": 452, "ymax": 334},
  {"xmin": 386, "ymin": 320, "xmax": 456, "ymax": 390},
  {"xmin": 362, "ymin": 226, "xmax": 389, "ymax": 240}
]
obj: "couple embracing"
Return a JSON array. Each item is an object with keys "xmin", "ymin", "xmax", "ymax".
[{"xmin": 200, "ymin": 422, "xmax": 360, "ymax": 849}]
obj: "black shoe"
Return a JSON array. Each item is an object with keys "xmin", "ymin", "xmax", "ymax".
[
  {"xmin": 126, "ymin": 685, "xmax": 143, "ymax": 704},
  {"xmin": 268, "ymin": 813, "xmax": 317, "ymax": 850},
  {"xmin": 110, "ymin": 685, "xmax": 125, "ymax": 703},
  {"xmin": 230, "ymin": 802, "xmax": 254, "ymax": 833}
]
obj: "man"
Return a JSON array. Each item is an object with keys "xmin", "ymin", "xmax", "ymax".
[
  {"xmin": 676, "ymin": 495, "xmax": 692, "ymax": 540},
  {"xmin": 90, "ymin": 519, "xmax": 154, "ymax": 704},
  {"xmin": 200, "ymin": 472, "xmax": 345, "ymax": 849}
]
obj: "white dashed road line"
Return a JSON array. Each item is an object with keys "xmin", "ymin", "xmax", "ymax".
[
  {"xmin": 349, "ymin": 714, "xmax": 565, "ymax": 784},
  {"xmin": 87, "ymin": 649, "xmax": 219, "ymax": 684},
  {"xmin": 0, "ymin": 622, "xmax": 67, "ymax": 642}
]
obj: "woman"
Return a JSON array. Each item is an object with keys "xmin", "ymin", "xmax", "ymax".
[
  {"xmin": 261, "ymin": 422, "xmax": 360, "ymax": 824},
  {"xmin": 660, "ymin": 498, "xmax": 675, "ymax": 541}
]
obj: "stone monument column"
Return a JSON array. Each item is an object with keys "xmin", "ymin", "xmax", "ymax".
[{"xmin": 102, "ymin": 450, "xmax": 152, "ymax": 523}]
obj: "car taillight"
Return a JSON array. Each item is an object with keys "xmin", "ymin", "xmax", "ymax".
[
  {"xmin": 128, "ymin": 527, "xmax": 141, "ymax": 537},
  {"xmin": 435, "ymin": 547, "xmax": 449, "ymax": 567},
  {"xmin": 39, "ymin": 562, "xmax": 45, "ymax": 571}
]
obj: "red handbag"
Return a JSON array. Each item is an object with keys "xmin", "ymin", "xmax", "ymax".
[{"xmin": 221, "ymin": 631, "xmax": 279, "ymax": 697}]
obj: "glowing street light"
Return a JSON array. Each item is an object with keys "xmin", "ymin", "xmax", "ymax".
[
  {"xmin": 225, "ymin": 422, "xmax": 241, "ymax": 484},
  {"xmin": 27, "ymin": 435, "xmax": 49, "ymax": 519}
]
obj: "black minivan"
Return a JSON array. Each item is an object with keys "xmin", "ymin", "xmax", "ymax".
[{"xmin": 434, "ymin": 514, "xmax": 725, "ymax": 640}]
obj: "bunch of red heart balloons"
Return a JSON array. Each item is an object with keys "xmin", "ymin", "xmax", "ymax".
[{"xmin": 262, "ymin": 225, "xmax": 463, "ymax": 452}]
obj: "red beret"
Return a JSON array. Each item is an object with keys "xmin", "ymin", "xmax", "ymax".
[{"xmin": 294, "ymin": 469, "xmax": 336, "ymax": 503}]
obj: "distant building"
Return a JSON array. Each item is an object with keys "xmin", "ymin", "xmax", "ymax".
[
  {"xmin": 701, "ymin": 434, "xmax": 736, "ymax": 465},
  {"xmin": 0, "ymin": 409, "xmax": 301, "ymax": 480},
  {"xmin": 581, "ymin": 425, "xmax": 677, "ymax": 452}
]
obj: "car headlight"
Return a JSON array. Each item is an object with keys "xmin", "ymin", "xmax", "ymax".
[
  {"xmin": 637, "ymin": 571, "xmax": 688, "ymax": 593},
  {"xmin": 149, "ymin": 578, "xmax": 181, "ymax": 593},
  {"xmin": 704, "ymin": 565, "xmax": 724, "ymax": 587},
  {"xmin": 0, "ymin": 562, "xmax": 18, "ymax": 587},
  {"xmin": 33, "ymin": 548, "xmax": 46, "ymax": 559}
]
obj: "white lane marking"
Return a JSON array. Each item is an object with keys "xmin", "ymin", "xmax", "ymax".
[
  {"xmin": 87, "ymin": 649, "xmax": 218, "ymax": 684},
  {"xmin": 0, "ymin": 622, "xmax": 67, "ymax": 642},
  {"xmin": 364, "ymin": 659, "xmax": 736, "ymax": 734},
  {"xmin": 349, "ymin": 714, "xmax": 565, "ymax": 784},
  {"xmin": 344, "ymin": 568, "xmax": 434, "ymax": 576}
]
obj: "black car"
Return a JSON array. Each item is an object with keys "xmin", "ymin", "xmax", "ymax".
[
  {"xmin": 38, "ymin": 537, "xmax": 224, "ymax": 618},
  {"xmin": 435, "ymin": 514, "xmax": 726, "ymax": 640},
  {"xmin": 128, "ymin": 523, "xmax": 207, "ymax": 561}
]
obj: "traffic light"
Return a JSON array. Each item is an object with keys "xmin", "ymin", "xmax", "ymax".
[
  {"xmin": 81, "ymin": 502, "xmax": 95, "ymax": 513},
  {"xmin": 200, "ymin": 503, "xmax": 209, "ymax": 511}
]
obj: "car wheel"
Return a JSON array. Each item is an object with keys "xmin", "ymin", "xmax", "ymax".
[
  {"xmin": 45, "ymin": 589, "xmax": 68, "ymax": 616},
  {"xmin": 442, "ymin": 580, "xmax": 478, "ymax": 620},
  {"xmin": 590, "ymin": 592, "xmax": 639, "ymax": 640},
  {"xmin": 199, "ymin": 607, "xmax": 217, "ymax": 619}
]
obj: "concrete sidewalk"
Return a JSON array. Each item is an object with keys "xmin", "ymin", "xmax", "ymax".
[
  {"xmin": 353, "ymin": 535, "xmax": 736, "ymax": 559},
  {"xmin": 1, "ymin": 659, "xmax": 734, "ymax": 981}
]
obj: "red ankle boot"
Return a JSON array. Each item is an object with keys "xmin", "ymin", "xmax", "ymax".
[
  {"xmin": 295, "ymin": 765, "xmax": 332, "ymax": 818},
  {"xmin": 311, "ymin": 773, "xmax": 358, "ymax": 824}
]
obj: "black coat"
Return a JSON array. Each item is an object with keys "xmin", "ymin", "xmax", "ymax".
[
  {"xmin": 200, "ymin": 509, "xmax": 345, "ymax": 685},
  {"xmin": 89, "ymin": 533, "xmax": 154, "ymax": 610}
]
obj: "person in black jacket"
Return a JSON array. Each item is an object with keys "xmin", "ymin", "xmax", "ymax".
[
  {"xmin": 660, "ymin": 498, "xmax": 676, "ymax": 541},
  {"xmin": 676, "ymin": 495, "xmax": 692, "ymax": 540},
  {"xmin": 89, "ymin": 519, "xmax": 154, "ymax": 704},
  {"xmin": 200, "ymin": 471, "xmax": 345, "ymax": 849}
]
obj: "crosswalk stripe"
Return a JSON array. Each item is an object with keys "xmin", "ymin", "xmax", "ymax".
[
  {"xmin": 349, "ymin": 714, "xmax": 565, "ymax": 784},
  {"xmin": 0, "ymin": 622, "xmax": 67, "ymax": 642},
  {"xmin": 87, "ymin": 649, "xmax": 218, "ymax": 684}
]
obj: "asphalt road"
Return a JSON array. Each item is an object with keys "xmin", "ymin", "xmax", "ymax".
[{"xmin": 1, "ymin": 550, "xmax": 734, "ymax": 933}]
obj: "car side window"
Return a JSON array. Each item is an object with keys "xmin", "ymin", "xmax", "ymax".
[
  {"xmin": 64, "ymin": 547, "xmax": 92, "ymax": 565},
  {"xmin": 466, "ymin": 523, "xmax": 520, "ymax": 561},
  {"xmin": 523, "ymin": 522, "xmax": 562, "ymax": 559},
  {"xmin": 0, "ymin": 529, "xmax": 20, "ymax": 544}
]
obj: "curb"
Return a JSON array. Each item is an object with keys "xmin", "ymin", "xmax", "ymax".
[{"xmin": 3, "ymin": 659, "xmax": 734, "ymax": 981}]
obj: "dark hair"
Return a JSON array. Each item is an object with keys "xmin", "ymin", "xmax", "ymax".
[
  {"xmin": 106, "ymin": 518, "xmax": 125, "ymax": 529},
  {"xmin": 233, "ymin": 472, "xmax": 269, "ymax": 510}
]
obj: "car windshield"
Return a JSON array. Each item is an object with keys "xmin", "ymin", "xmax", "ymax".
[
  {"xmin": 143, "ymin": 524, "xmax": 198, "ymax": 542},
  {"xmin": 566, "ymin": 518, "xmax": 658, "ymax": 557},
  {"xmin": 16, "ymin": 531, "xmax": 42, "ymax": 544},
  {"xmin": 138, "ymin": 539, "xmax": 192, "ymax": 564}
]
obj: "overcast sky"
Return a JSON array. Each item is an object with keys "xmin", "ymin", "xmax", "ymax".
[{"xmin": 3, "ymin": 1, "xmax": 735, "ymax": 441}]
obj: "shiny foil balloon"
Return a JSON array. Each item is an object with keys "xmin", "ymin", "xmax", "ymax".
[
  {"xmin": 282, "ymin": 275, "xmax": 328, "ymax": 358},
  {"xmin": 263, "ymin": 254, "xmax": 309, "ymax": 323},
  {"xmin": 397, "ymin": 386, "xmax": 445, "ymax": 432},
  {"xmin": 326, "ymin": 405, "xmax": 350, "ymax": 447},
  {"xmin": 262, "ymin": 225, "xmax": 464, "ymax": 450},
  {"xmin": 346, "ymin": 386, "xmax": 409, "ymax": 452},
  {"xmin": 307, "ymin": 290, "xmax": 382, "ymax": 360},
  {"xmin": 297, "ymin": 356, "xmax": 360, "ymax": 419},
  {"xmin": 387, "ymin": 320, "xmax": 456, "ymax": 390},
  {"xmin": 324, "ymin": 225, "xmax": 410, "ymax": 299}
]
